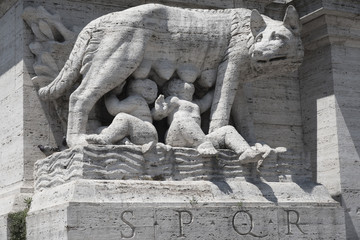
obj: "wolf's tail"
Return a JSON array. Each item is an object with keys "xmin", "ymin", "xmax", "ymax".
[{"xmin": 38, "ymin": 28, "xmax": 91, "ymax": 100}]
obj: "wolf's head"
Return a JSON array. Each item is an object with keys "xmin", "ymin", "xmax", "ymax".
[{"xmin": 248, "ymin": 6, "xmax": 304, "ymax": 74}]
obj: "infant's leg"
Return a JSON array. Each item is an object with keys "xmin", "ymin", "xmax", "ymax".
[
  {"xmin": 86, "ymin": 113, "xmax": 131, "ymax": 144},
  {"xmin": 166, "ymin": 118, "xmax": 217, "ymax": 156},
  {"xmin": 207, "ymin": 125, "xmax": 266, "ymax": 163},
  {"xmin": 207, "ymin": 125, "xmax": 250, "ymax": 154},
  {"xmin": 87, "ymin": 114, "xmax": 158, "ymax": 146},
  {"xmin": 131, "ymin": 121, "xmax": 158, "ymax": 145}
]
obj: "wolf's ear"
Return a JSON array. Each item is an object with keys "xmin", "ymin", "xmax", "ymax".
[
  {"xmin": 250, "ymin": 9, "xmax": 266, "ymax": 37},
  {"xmin": 283, "ymin": 5, "xmax": 301, "ymax": 34}
]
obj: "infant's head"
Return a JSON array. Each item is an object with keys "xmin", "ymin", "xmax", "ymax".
[
  {"xmin": 128, "ymin": 79, "xmax": 158, "ymax": 103},
  {"xmin": 163, "ymin": 78, "xmax": 195, "ymax": 101}
]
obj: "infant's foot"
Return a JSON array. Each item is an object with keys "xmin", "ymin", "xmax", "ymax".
[
  {"xmin": 141, "ymin": 141, "xmax": 157, "ymax": 153},
  {"xmin": 239, "ymin": 143, "xmax": 287, "ymax": 165},
  {"xmin": 239, "ymin": 146, "xmax": 264, "ymax": 164},
  {"xmin": 86, "ymin": 134, "xmax": 109, "ymax": 145},
  {"xmin": 197, "ymin": 141, "xmax": 218, "ymax": 157},
  {"xmin": 119, "ymin": 137, "xmax": 134, "ymax": 146},
  {"xmin": 156, "ymin": 143, "xmax": 172, "ymax": 152}
]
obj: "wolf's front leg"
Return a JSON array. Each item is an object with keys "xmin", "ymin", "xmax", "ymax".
[{"xmin": 209, "ymin": 58, "xmax": 243, "ymax": 133}]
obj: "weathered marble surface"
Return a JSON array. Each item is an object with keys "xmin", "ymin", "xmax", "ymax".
[
  {"xmin": 33, "ymin": 145, "xmax": 253, "ymax": 190},
  {"xmin": 20, "ymin": 3, "xmax": 306, "ymax": 178},
  {"xmin": 1, "ymin": 0, "xmax": 358, "ymax": 238},
  {"xmin": 86, "ymin": 78, "xmax": 159, "ymax": 147},
  {"xmin": 0, "ymin": 0, "xmax": 310, "ymax": 239},
  {"xmin": 27, "ymin": 179, "xmax": 345, "ymax": 240},
  {"xmin": 36, "ymin": 4, "xmax": 303, "ymax": 148},
  {"xmin": 34, "ymin": 145, "xmax": 310, "ymax": 191}
]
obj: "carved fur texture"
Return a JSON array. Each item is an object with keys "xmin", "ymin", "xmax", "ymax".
[{"xmin": 38, "ymin": 4, "xmax": 303, "ymax": 147}]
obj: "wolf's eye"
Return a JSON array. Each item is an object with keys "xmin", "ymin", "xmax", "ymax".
[
  {"xmin": 271, "ymin": 32, "xmax": 283, "ymax": 41},
  {"xmin": 255, "ymin": 34, "xmax": 263, "ymax": 42}
]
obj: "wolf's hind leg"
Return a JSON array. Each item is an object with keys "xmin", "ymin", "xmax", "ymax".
[{"xmin": 66, "ymin": 31, "xmax": 147, "ymax": 147}]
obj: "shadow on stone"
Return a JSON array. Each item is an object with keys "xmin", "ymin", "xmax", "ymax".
[{"xmin": 210, "ymin": 180, "xmax": 233, "ymax": 194}]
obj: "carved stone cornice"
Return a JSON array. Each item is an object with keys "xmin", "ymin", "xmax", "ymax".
[{"xmin": 292, "ymin": 0, "xmax": 360, "ymax": 49}]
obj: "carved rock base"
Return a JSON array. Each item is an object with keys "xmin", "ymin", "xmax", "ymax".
[
  {"xmin": 34, "ymin": 144, "xmax": 251, "ymax": 191},
  {"xmin": 34, "ymin": 145, "xmax": 309, "ymax": 191},
  {"xmin": 27, "ymin": 179, "xmax": 345, "ymax": 240}
]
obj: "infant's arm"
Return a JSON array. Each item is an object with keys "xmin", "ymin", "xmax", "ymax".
[
  {"xmin": 193, "ymin": 90, "xmax": 214, "ymax": 113},
  {"xmin": 152, "ymin": 95, "xmax": 178, "ymax": 120},
  {"xmin": 105, "ymin": 94, "xmax": 140, "ymax": 116}
]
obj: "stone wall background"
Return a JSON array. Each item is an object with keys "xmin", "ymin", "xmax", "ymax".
[
  {"xmin": 293, "ymin": 0, "xmax": 360, "ymax": 238},
  {"xmin": 0, "ymin": 0, "xmax": 25, "ymax": 197},
  {"xmin": 0, "ymin": 2, "xmax": 25, "ymax": 238}
]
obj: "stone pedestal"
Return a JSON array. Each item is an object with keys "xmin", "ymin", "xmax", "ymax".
[
  {"xmin": 27, "ymin": 179, "xmax": 345, "ymax": 240},
  {"xmin": 27, "ymin": 147, "xmax": 345, "ymax": 239}
]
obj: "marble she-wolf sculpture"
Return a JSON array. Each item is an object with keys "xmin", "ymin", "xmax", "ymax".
[{"xmin": 38, "ymin": 3, "xmax": 303, "ymax": 147}]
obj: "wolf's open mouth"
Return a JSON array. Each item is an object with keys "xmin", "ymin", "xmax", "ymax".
[
  {"xmin": 257, "ymin": 60, "xmax": 267, "ymax": 63},
  {"xmin": 269, "ymin": 56, "xmax": 287, "ymax": 62},
  {"xmin": 256, "ymin": 56, "xmax": 287, "ymax": 63}
]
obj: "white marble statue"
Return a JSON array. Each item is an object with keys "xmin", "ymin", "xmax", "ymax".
[
  {"xmin": 152, "ymin": 78, "xmax": 278, "ymax": 163},
  {"xmin": 86, "ymin": 79, "xmax": 158, "ymax": 152},
  {"xmin": 36, "ymin": 4, "xmax": 303, "ymax": 147},
  {"xmin": 152, "ymin": 79, "xmax": 218, "ymax": 156}
]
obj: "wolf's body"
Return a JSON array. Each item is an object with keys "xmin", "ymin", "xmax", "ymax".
[{"xmin": 38, "ymin": 4, "xmax": 303, "ymax": 147}]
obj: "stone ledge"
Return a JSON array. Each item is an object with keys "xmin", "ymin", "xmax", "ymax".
[{"xmin": 31, "ymin": 179, "xmax": 337, "ymax": 209}]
